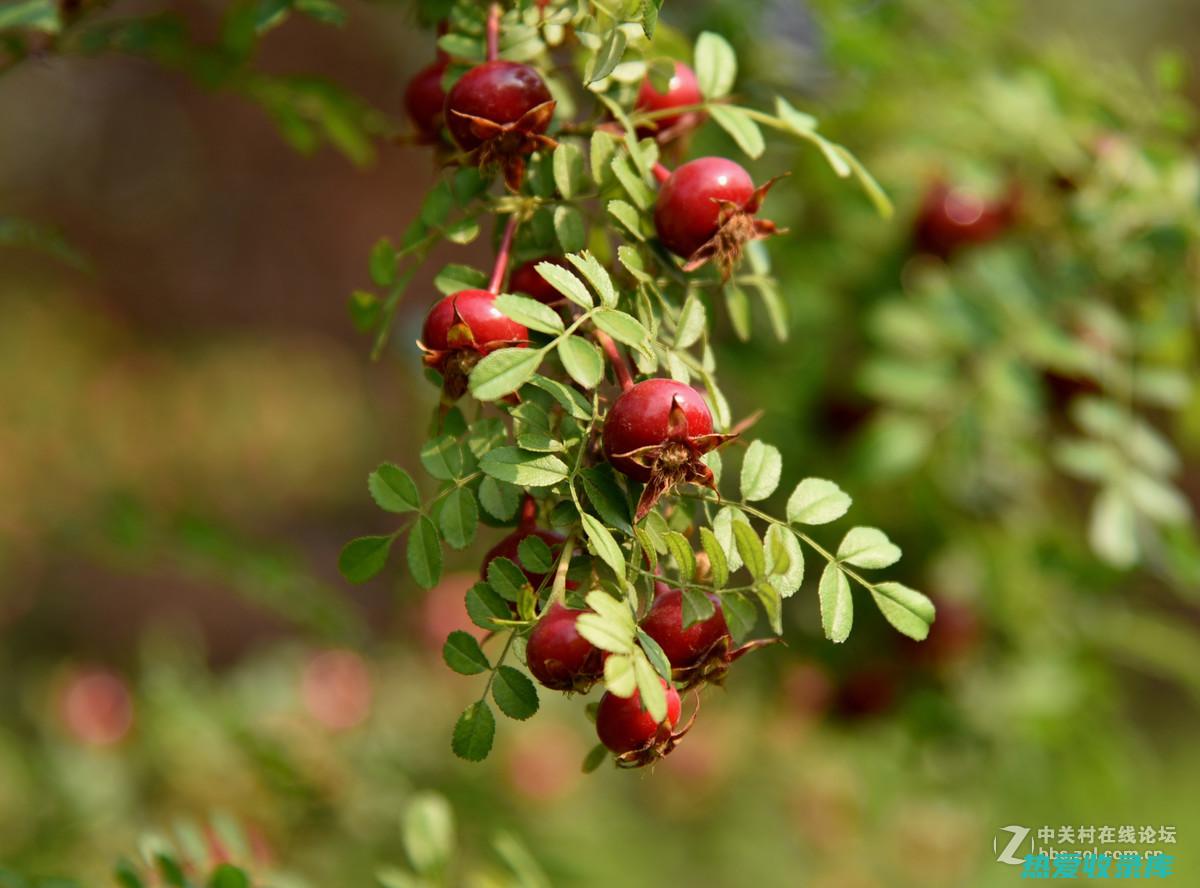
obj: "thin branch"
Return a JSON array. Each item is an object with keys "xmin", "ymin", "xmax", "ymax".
[
  {"xmin": 486, "ymin": 3, "xmax": 502, "ymax": 62},
  {"xmin": 488, "ymin": 214, "xmax": 521, "ymax": 293},
  {"xmin": 594, "ymin": 329, "xmax": 635, "ymax": 391}
]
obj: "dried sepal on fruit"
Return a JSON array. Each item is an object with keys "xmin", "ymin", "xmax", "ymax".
[{"xmin": 602, "ymin": 379, "xmax": 736, "ymax": 520}]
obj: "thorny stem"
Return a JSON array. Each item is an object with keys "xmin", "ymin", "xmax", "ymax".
[
  {"xmin": 595, "ymin": 329, "xmax": 635, "ymax": 391},
  {"xmin": 488, "ymin": 214, "xmax": 520, "ymax": 293},
  {"xmin": 486, "ymin": 3, "xmax": 501, "ymax": 62},
  {"xmin": 652, "ymin": 161, "xmax": 672, "ymax": 184}
]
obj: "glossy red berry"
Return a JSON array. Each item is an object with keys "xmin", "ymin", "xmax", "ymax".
[
  {"xmin": 635, "ymin": 62, "xmax": 703, "ymax": 140},
  {"xmin": 641, "ymin": 587, "xmax": 729, "ymax": 669},
  {"xmin": 421, "ymin": 289, "xmax": 527, "ymax": 399},
  {"xmin": 509, "ymin": 256, "xmax": 569, "ymax": 305},
  {"xmin": 444, "ymin": 60, "xmax": 556, "ymax": 190},
  {"xmin": 525, "ymin": 603, "xmax": 603, "ymax": 691},
  {"xmin": 405, "ymin": 59, "xmax": 448, "ymax": 141},
  {"xmin": 913, "ymin": 179, "xmax": 1020, "ymax": 259},
  {"xmin": 595, "ymin": 680, "xmax": 681, "ymax": 755},
  {"xmin": 654, "ymin": 157, "xmax": 782, "ymax": 278},
  {"xmin": 603, "ymin": 379, "xmax": 733, "ymax": 519}
]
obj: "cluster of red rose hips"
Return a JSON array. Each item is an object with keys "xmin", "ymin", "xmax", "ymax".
[
  {"xmin": 401, "ymin": 13, "xmax": 788, "ymax": 765},
  {"xmin": 486, "ymin": 500, "xmax": 749, "ymax": 765}
]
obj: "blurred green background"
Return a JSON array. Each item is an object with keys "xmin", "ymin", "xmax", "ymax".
[{"xmin": 2, "ymin": 0, "xmax": 1199, "ymax": 885}]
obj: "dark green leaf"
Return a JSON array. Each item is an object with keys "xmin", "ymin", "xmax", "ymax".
[
  {"xmin": 720, "ymin": 593, "xmax": 758, "ymax": 642},
  {"xmin": 580, "ymin": 465, "xmax": 632, "ymax": 534},
  {"xmin": 369, "ymin": 237, "xmax": 397, "ymax": 286},
  {"xmin": 451, "ymin": 700, "xmax": 495, "ymax": 761},
  {"xmin": 442, "ymin": 630, "xmax": 490, "ymax": 674},
  {"xmin": 636, "ymin": 629, "xmax": 673, "ymax": 681},
  {"xmin": 587, "ymin": 26, "xmax": 627, "ymax": 83},
  {"xmin": 466, "ymin": 582, "xmax": 511, "ymax": 630},
  {"xmin": 681, "ymin": 586, "xmax": 716, "ymax": 628},
  {"xmin": 338, "ymin": 534, "xmax": 394, "ymax": 584},
  {"xmin": 368, "ymin": 463, "xmax": 420, "ymax": 513},
  {"xmin": 439, "ymin": 487, "xmax": 478, "ymax": 550},
  {"xmin": 487, "ymin": 557, "xmax": 530, "ymax": 602},
  {"xmin": 518, "ymin": 535, "xmax": 554, "ymax": 574},
  {"xmin": 582, "ymin": 743, "xmax": 609, "ymax": 773},
  {"xmin": 421, "ymin": 435, "xmax": 464, "ymax": 481},
  {"xmin": 492, "ymin": 665, "xmax": 539, "ymax": 719},
  {"xmin": 554, "ymin": 205, "xmax": 586, "ymax": 253},
  {"xmin": 434, "ymin": 263, "xmax": 488, "ymax": 294},
  {"xmin": 208, "ymin": 865, "xmax": 250, "ymax": 888},
  {"xmin": 407, "ymin": 516, "xmax": 443, "ymax": 589},
  {"xmin": 478, "ymin": 476, "xmax": 521, "ymax": 520}
]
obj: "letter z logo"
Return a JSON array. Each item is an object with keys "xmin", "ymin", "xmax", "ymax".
[{"xmin": 994, "ymin": 825, "xmax": 1031, "ymax": 865}]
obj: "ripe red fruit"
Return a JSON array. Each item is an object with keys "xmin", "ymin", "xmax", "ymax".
[
  {"xmin": 481, "ymin": 525, "xmax": 566, "ymax": 591},
  {"xmin": 912, "ymin": 179, "xmax": 1020, "ymax": 259},
  {"xmin": 444, "ymin": 60, "xmax": 556, "ymax": 190},
  {"xmin": 635, "ymin": 62, "xmax": 703, "ymax": 140},
  {"xmin": 641, "ymin": 587, "xmax": 729, "ymax": 666},
  {"xmin": 602, "ymin": 378, "xmax": 733, "ymax": 519},
  {"xmin": 525, "ymin": 602, "xmax": 603, "ymax": 691},
  {"xmin": 595, "ymin": 680, "xmax": 682, "ymax": 758},
  {"xmin": 640, "ymin": 586, "xmax": 773, "ymax": 688},
  {"xmin": 420, "ymin": 289, "xmax": 528, "ymax": 399},
  {"xmin": 654, "ymin": 156, "xmax": 783, "ymax": 279},
  {"xmin": 509, "ymin": 256, "xmax": 568, "ymax": 305},
  {"xmin": 405, "ymin": 59, "xmax": 448, "ymax": 141}
]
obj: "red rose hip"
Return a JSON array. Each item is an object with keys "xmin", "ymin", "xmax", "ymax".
[
  {"xmin": 635, "ymin": 61, "xmax": 703, "ymax": 140},
  {"xmin": 421, "ymin": 289, "xmax": 527, "ymax": 399},
  {"xmin": 912, "ymin": 179, "xmax": 1020, "ymax": 259},
  {"xmin": 405, "ymin": 59, "xmax": 448, "ymax": 141},
  {"xmin": 595, "ymin": 680, "xmax": 681, "ymax": 754},
  {"xmin": 525, "ymin": 603, "xmax": 603, "ymax": 691},
  {"xmin": 654, "ymin": 157, "xmax": 783, "ymax": 278},
  {"xmin": 444, "ymin": 60, "xmax": 556, "ymax": 190},
  {"xmin": 641, "ymin": 587, "xmax": 730, "ymax": 669},
  {"xmin": 603, "ymin": 379, "xmax": 733, "ymax": 519},
  {"xmin": 509, "ymin": 256, "xmax": 569, "ymax": 305},
  {"xmin": 481, "ymin": 525, "xmax": 567, "ymax": 592}
]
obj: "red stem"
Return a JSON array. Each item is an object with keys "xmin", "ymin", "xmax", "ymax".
[
  {"xmin": 519, "ymin": 494, "xmax": 538, "ymax": 527},
  {"xmin": 595, "ymin": 330, "xmax": 635, "ymax": 391},
  {"xmin": 652, "ymin": 162, "xmax": 672, "ymax": 184},
  {"xmin": 488, "ymin": 215, "xmax": 520, "ymax": 293},
  {"xmin": 486, "ymin": 3, "xmax": 501, "ymax": 61}
]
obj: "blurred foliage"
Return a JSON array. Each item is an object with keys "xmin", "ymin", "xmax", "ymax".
[{"xmin": 1, "ymin": 0, "xmax": 1199, "ymax": 885}]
